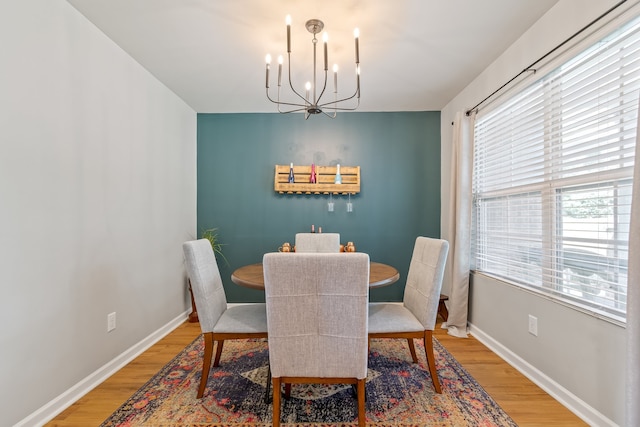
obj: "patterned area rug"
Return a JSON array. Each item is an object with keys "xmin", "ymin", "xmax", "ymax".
[{"xmin": 101, "ymin": 337, "xmax": 517, "ymax": 426}]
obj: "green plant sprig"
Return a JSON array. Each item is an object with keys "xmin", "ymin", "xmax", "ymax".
[{"xmin": 201, "ymin": 228, "xmax": 229, "ymax": 266}]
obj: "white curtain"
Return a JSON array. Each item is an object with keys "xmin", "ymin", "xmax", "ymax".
[
  {"xmin": 626, "ymin": 99, "xmax": 640, "ymax": 427},
  {"xmin": 442, "ymin": 111, "xmax": 475, "ymax": 338}
]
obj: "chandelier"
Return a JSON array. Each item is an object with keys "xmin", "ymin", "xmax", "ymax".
[{"xmin": 265, "ymin": 15, "xmax": 360, "ymax": 119}]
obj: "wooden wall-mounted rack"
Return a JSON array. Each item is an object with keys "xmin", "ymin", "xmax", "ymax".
[{"xmin": 274, "ymin": 165, "xmax": 360, "ymax": 194}]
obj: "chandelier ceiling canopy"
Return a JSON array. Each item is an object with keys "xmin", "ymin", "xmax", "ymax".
[{"xmin": 265, "ymin": 15, "xmax": 360, "ymax": 119}]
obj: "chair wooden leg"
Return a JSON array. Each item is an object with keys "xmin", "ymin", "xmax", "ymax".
[
  {"xmin": 407, "ymin": 338, "xmax": 419, "ymax": 363},
  {"xmin": 272, "ymin": 377, "xmax": 281, "ymax": 427},
  {"xmin": 284, "ymin": 383, "xmax": 292, "ymax": 399},
  {"xmin": 198, "ymin": 333, "xmax": 214, "ymax": 398},
  {"xmin": 264, "ymin": 366, "xmax": 272, "ymax": 404},
  {"xmin": 423, "ymin": 330, "xmax": 441, "ymax": 393},
  {"xmin": 438, "ymin": 294, "xmax": 449, "ymax": 322},
  {"xmin": 357, "ymin": 378, "xmax": 366, "ymax": 427},
  {"xmin": 213, "ymin": 339, "xmax": 224, "ymax": 367}
]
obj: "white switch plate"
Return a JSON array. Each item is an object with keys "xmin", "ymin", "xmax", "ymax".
[
  {"xmin": 107, "ymin": 312, "xmax": 116, "ymax": 332},
  {"xmin": 528, "ymin": 314, "xmax": 538, "ymax": 336}
]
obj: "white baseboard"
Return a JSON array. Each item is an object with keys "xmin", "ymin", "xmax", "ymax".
[
  {"xmin": 15, "ymin": 310, "xmax": 190, "ymax": 427},
  {"xmin": 469, "ymin": 323, "xmax": 617, "ymax": 427}
]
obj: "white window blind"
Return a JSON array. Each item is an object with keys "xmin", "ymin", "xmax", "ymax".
[{"xmin": 472, "ymin": 15, "xmax": 640, "ymax": 322}]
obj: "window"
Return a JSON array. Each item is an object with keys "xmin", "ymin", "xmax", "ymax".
[{"xmin": 472, "ymin": 15, "xmax": 640, "ymax": 322}]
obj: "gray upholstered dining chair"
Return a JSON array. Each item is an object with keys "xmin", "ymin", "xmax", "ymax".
[
  {"xmin": 263, "ymin": 252, "xmax": 370, "ymax": 427},
  {"xmin": 183, "ymin": 239, "xmax": 268, "ymax": 398},
  {"xmin": 294, "ymin": 232, "xmax": 340, "ymax": 252},
  {"xmin": 368, "ymin": 236, "xmax": 449, "ymax": 393}
]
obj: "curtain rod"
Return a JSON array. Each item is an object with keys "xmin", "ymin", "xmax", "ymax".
[{"xmin": 465, "ymin": 0, "xmax": 629, "ymax": 116}]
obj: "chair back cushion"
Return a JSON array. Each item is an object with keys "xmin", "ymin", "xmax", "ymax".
[
  {"xmin": 183, "ymin": 239, "xmax": 228, "ymax": 333},
  {"xmin": 402, "ymin": 237, "xmax": 449, "ymax": 330},
  {"xmin": 294, "ymin": 233, "xmax": 341, "ymax": 253},
  {"xmin": 263, "ymin": 252, "xmax": 369, "ymax": 379}
]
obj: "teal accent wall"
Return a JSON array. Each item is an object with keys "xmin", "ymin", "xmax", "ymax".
[{"xmin": 197, "ymin": 111, "xmax": 440, "ymax": 303}]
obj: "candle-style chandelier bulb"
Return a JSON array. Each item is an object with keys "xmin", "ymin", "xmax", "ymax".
[{"xmin": 264, "ymin": 16, "xmax": 361, "ymax": 119}]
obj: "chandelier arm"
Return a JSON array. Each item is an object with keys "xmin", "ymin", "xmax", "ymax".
[
  {"xmin": 325, "ymin": 103, "xmax": 360, "ymax": 111},
  {"xmin": 267, "ymin": 88, "xmax": 314, "ymax": 114},
  {"xmin": 273, "ymin": 102, "xmax": 309, "ymax": 112},
  {"xmin": 317, "ymin": 87, "xmax": 360, "ymax": 108},
  {"xmin": 286, "ymin": 53, "xmax": 309, "ymax": 105},
  {"xmin": 319, "ymin": 92, "xmax": 360, "ymax": 112},
  {"xmin": 315, "ymin": 70, "xmax": 330, "ymax": 107},
  {"xmin": 317, "ymin": 71, "xmax": 360, "ymax": 108},
  {"xmin": 267, "ymin": 84, "xmax": 359, "ymax": 112},
  {"xmin": 265, "ymin": 89, "xmax": 308, "ymax": 109},
  {"xmin": 321, "ymin": 92, "xmax": 339, "ymax": 118},
  {"xmin": 281, "ymin": 106, "xmax": 310, "ymax": 114},
  {"xmin": 275, "ymin": 104, "xmax": 310, "ymax": 114}
]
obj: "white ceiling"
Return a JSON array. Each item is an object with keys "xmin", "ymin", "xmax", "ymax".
[{"xmin": 66, "ymin": 0, "xmax": 559, "ymax": 113}]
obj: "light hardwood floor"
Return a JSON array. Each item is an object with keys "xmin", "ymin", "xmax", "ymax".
[{"xmin": 46, "ymin": 320, "xmax": 586, "ymax": 426}]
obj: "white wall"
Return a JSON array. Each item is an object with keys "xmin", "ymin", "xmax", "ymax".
[
  {"xmin": 440, "ymin": 1, "xmax": 631, "ymax": 425},
  {"xmin": 0, "ymin": 1, "xmax": 196, "ymax": 425}
]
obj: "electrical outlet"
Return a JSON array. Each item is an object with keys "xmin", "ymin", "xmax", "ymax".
[
  {"xmin": 528, "ymin": 314, "xmax": 538, "ymax": 336},
  {"xmin": 107, "ymin": 312, "xmax": 116, "ymax": 332},
  {"xmin": 328, "ymin": 202, "xmax": 334, "ymax": 212}
]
